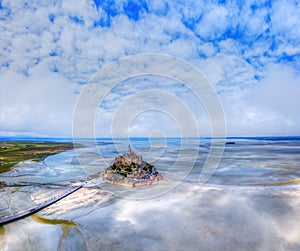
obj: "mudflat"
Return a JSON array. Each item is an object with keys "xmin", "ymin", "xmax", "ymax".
[{"xmin": 0, "ymin": 141, "xmax": 76, "ymax": 174}]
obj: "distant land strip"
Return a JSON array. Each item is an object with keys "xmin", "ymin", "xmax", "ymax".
[{"xmin": 0, "ymin": 141, "xmax": 78, "ymax": 174}]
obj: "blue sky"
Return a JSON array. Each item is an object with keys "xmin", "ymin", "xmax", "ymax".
[{"xmin": 0, "ymin": 0, "xmax": 299, "ymax": 137}]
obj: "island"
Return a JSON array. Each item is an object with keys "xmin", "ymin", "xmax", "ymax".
[{"xmin": 101, "ymin": 144, "xmax": 163, "ymax": 187}]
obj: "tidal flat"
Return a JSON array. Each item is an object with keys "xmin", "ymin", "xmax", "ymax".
[
  {"xmin": 0, "ymin": 138, "xmax": 300, "ymax": 250},
  {"xmin": 1, "ymin": 183, "xmax": 300, "ymax": 250},
  {"xmin": 0, "ymin": 141, "xmax": 76, "ymax": 174}
]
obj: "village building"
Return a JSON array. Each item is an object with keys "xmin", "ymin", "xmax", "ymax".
[{"xmin": 101, "ymin": 144, "xmax": 163, "ymax": 187}]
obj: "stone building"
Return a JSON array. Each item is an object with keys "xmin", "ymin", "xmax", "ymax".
[{"xmin": 113, "ymin": 144, "xmax": 142, "ymax": 165}]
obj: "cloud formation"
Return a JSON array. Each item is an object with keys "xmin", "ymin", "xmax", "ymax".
[{"xmin": 0, "ymin": 0, "xmax": 299, "ymax": 137}]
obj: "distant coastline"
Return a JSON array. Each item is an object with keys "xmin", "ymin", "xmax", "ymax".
[
  {"xmin": 0, "ymin": 141, "xmax": 78, "ymax": 174},
  {"xmin": 2, "ymin": 136, "xmax": 300, "ymax": 142}
]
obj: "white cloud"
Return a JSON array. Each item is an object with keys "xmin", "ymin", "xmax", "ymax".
[
  {"xmin": 270, "ymin": 0, "xmax": 300, "ymax": 41},
  {"xmin": 0, "ymin": 0, "xmax": 299, "ymax": 136},
  {"xmin": 221, "ymin": 64, "xmax": 300, "ymax": 136},
  {"xmin": 195, "ymin": 5, "xmax": 229, "ymax": 40},
  {"xmin": 94, "ymin": 76, "xmax": 206, "ymax": 138},
  {"xmin": 0, "ymin": 62, "xmax": 79, "ymax": 137}
]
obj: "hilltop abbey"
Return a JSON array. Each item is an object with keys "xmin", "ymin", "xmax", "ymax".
[
  {"xmin": 101, "ymin": 144, "xmax": 163, "ymax": 187},
  {"xmin": 114, "ymin": 144, "xmax": 143, "ymax": 165}
]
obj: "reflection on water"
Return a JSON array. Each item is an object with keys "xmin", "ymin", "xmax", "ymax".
[
  {"xmin": 1, "ymin": 137, "xmax": 300, "ymax": 250},
  {"xmin": 1, "ymin": 137, "xmax": 300, "ymax": 186}
]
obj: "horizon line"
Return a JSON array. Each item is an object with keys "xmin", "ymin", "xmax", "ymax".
[{"xmin": 1, "ymin": 136, "xmax": 300, "ymax": 141}]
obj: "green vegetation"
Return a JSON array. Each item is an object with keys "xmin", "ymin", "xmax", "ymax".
[
  {"xmin": 31, "ymin": 214, "xmax": 76, "ymax": 238},
  {"xmin": 102, "ymin": 150, "xmax": 163, "ymax": 187},
  {"xmin": 10, "ymin": 187, "xmax": 21, "ymax": 194},
  {"xmin": 0, "ymin": 141, "xmax": 77, "ymax": 174},
  {"xmin": 246, "ymin": 179, "xmax": 300, "ymax": 186},
  {"xmin": 107, "ymin": 161, "xmax": 156, "ymax": 179},
  {"xmin": 109, "ymin": 162, "xmax": 141, "ymax": 177},
  {"xmin": 0, "ymin": 225, "xmax": 4, "ymax": 236},
  {"xmin": 144, "ymin": 164, "xmax": 154, "ymax": 173}
]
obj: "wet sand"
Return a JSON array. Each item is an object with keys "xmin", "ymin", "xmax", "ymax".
[
  {"xmin": 1, "ymin": 182, "xmax": 300, "ymax": 250},
  {"xmin": 1, "ymin": 138, "xmax": 300, "ymax": 250}
]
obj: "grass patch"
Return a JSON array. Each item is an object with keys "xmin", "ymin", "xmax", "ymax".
[
  {"xmin": 0, "ymin": 163, "xmax": 15, "ymax": 174},
  {"xmin": 31, "ymin": 214, "xmax": 76, "ymax": 238},
  {"xmin": 0, "ymin": 141, "xmax": 77, "ymax": 174},
  {"xmin": 10, "ymin": 187, "xmax": 21, "ymax": 194},
  {"xmin": 245, "ymin": 179, "xmax": 300, "ymax": 187},
  {"xmin": 0, "ymin": 225, "xmax": 4, "ymax": 236}
]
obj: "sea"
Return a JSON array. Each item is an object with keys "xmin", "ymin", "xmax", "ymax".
[
  {"xmin": 1, "ymin": 136, "xmax": 300, "ymax": 187},
  {"xmin": 1, "ymin": 136, "xmax": 300, "ymax": 250}
]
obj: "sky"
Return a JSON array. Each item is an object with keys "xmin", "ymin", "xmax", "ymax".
[{"xmin": 0, "ymin": 0, "xmax": 299, "ymax": 138}]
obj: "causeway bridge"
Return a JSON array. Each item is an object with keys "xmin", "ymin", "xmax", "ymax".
[{"xmin": 0, "ymin": 185, "xmax": 82, "ymax": 225}]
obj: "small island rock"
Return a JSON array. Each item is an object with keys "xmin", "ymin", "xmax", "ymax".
[{"xmin": 101, "ymin": 144, "xmax": 163, "ymax": 187}]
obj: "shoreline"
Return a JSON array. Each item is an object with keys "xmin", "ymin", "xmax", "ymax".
[{"xmin": 0, "ymin": 141, "xmax": 79, "ymax": 174}]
